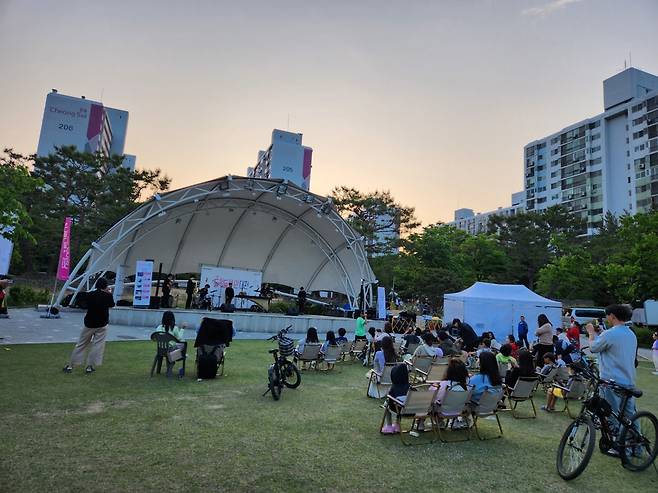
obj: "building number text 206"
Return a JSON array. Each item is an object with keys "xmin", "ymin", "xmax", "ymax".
[{"xmin": 58, "ymin": 123, "xmax": 74, "ymax": 131}]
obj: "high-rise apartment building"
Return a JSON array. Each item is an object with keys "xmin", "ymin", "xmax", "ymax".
[
  {"xmin": 36, "ymin": 90, "xmax": 136, "ymax": 170},
  {"xmin": 448, "ymin": 68, "xmax": 658, "ymax": 236},
  {"xmin": 524, "ymin": 68, "xmax": 658, "ymax": 234},
  {"xmin": 448, "ymin": 191, "xmax": 526, "ymax": 234},
  {"xmin": 247, "ymin": 129, "xmax": 312, "ymax": 190}
]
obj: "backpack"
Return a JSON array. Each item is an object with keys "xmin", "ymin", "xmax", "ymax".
[{"xmin": 197, "ymin": 346, "xmax": 219, "ymax": 379}]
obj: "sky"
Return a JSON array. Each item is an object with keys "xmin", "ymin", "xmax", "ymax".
[{"xmin": 1, "ymin": 0, "xmax": 657, "ymax": 225}]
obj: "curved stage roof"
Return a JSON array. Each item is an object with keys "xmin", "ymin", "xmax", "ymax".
[{"xmin": 56, "ymin": 176, "xmax": 376, "ymax": 307}]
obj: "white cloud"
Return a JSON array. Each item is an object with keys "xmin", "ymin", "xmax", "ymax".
[{"xmin": 522, "ymin": 0, "xmax": 585, "ymax": 17}]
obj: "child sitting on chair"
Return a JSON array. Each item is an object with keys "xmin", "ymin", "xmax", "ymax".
[
  {"xmin": 320, "ymin": 330, "xmax": 338, "ymax": 370},
  {"xmin": 335, "ymin": 327, "xmax": 349, "ymax": 345},
  {"xmin": 537, "ymin": 352, "xmax": 562, "ymax": 375},
  {"xmin": 380, "ymin": 363, "xmax": 410, "ymax": 434}
]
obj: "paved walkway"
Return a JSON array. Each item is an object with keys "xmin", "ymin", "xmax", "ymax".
[
  {"xmin": 0, "ymin": 308, "xmax": 306, "ymax": 345},
  {"xmin": 0, "ymin": 309, "xmax": 654, "ymax": 361}
]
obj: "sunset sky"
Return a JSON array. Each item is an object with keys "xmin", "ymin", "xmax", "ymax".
[{"xmin": 1, "ymin": 0, "xmax": 657, "ymax": 224}]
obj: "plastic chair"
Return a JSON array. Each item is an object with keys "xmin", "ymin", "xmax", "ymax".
[{"xmin": 150, "ymin": 331, "xmax": 186, "ymax": 378}]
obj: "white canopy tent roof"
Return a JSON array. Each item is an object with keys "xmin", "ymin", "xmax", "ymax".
[
  {"xmin": 56, "ymin": 176, "xmax": 376, "ymax": 308},
  {"xmin": 443, "ymin": 282, "xmax": 562, "ymax": 341}
]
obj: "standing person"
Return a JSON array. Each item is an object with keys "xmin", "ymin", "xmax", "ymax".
[
  {"xmin": 534, "ymin": 314, "xmax": 554, "ymax": 367},
  {"xmin": 161, "ymin": 274, "xmax": 172, "ymax": 308},
  {"xmin": 587, "ymin": 305, "xmax": 638, "ymax": 452},
  {"xmin": 651, "ymin": 332, "xmax": 658, "ymax": 375},
  {"xmin": 517, "ymin": 315, "xmax": 529, "ymax": 349},
  {"xmin": 566, "ymin": 321, "xmax": 581, "ymax": 349},
  {"xmin": 354, "ymin": 310, "xmax": 367, "ymax": 341},
  {"xmin": 224, "ymin": 282, "xmax": 235, "ymax": 308},
  {"xmin": 63, "ymin": 278, "xmax": 115, "ymax": 374},
  {"xmin": 185, "ymin": 277, "xmax": 195, "ymax": 309},
  {"xmin": 452, "ymin": 318, "xmax": 477, "ymax": 352},
  {"xmin": 0, "ymin": 281, "xmax": 8, "ymax": 317},
  {"xmin": 297, "ymin": 286, "xmax": 307, "ymax": 314}
]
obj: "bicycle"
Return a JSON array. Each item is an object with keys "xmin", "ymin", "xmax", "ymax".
[
  {"xmin": 262, "ymin": 325, "xmax": 301, "ymax": 401},
  {"xmin": 556, "ymin": 348, "xmax": 658, "ymax": 480}
]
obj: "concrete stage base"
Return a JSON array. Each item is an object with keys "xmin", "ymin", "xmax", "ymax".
[{"xmin": 109, "ymin": 307, "xmax": 385, "ymax": 334}]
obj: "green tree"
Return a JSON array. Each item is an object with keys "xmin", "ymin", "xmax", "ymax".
[
  {"xmin": 331, "ymin": 186, "xmax": 419, "ymax": 256},
  {"xmin": 0, "ymin": 149, "xmax": 42, "ymax": 243},
  {"xmin": 488, "ymin": 206, "xmax": 585, "ymax": 288},
  {"xmin": 17, "ymin": 146, "xmax": 171, "ymax": 273},
  {"xmin": 536, "ymin": 251, "xmax": 596, "ymax": 301}
]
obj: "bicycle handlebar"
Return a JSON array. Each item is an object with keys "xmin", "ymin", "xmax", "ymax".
[{"xmin": 266, "ymin": 325, "xmax": 294, "ymax": 341}]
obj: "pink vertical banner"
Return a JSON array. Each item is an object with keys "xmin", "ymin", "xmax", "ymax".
[{"xmin": 56, "ymin": 217, "xmax": 73, "ymax": 281}]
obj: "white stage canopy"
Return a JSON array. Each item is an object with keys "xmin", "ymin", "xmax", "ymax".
[
  {"xmin": 443, "ymin": 282, "xmax": 562, "ymax": 341},
  {"xmin": 56, "ymin": 176, "xmax": 376, "ymax": 308}
]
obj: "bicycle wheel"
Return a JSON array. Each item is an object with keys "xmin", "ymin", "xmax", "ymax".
[
  {"xmin": 268, "ymin": 367, "xmax": 281, "ymax": 401},
  {"xmin": 620, "ymin": 411, "xmax": 658, "ymax": 471},
  {"xmin": 282, "ymin": 361, "xmax": 301, "ymax": 389},
  {"xmin": 557, "ymin": 416, "xmax": 596, "ymax": 480}
]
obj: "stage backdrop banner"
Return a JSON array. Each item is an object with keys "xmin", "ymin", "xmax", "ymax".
[
  {"xmin": 377, "ymin": 286, "xmax": 386, "ymax": 320},
  {"xmin": 200, "ymin": 265, "xmax": 262, "ymax": 309},
  {"xmin": 133, "ymin": 260, "xmax": 154, "ymax": 307}
]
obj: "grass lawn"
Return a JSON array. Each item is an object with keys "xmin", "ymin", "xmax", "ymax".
[{"xmin": 1, "ymin": 340, "xmax": 657, "ymax": 492}]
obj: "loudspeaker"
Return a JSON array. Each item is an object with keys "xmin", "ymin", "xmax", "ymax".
[
  {"xmin": 149, "ymin": 296, "xmax": 161, "ymax": 309},
  {"xmin": 219, "ymin": 303, "xmax": 235, "ymax": 313}
]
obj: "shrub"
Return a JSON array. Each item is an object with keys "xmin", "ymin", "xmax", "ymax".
[
  {"xmin": 269, "ymin": 301, "xmax": 293, "ymax": 314},
  {"xmin": 633, "ymin": 325, "xmax": 655, "ymax": 349},
  {"xmin": 6, "ymin": 285, "xmax": 51, "ymax": 307}
]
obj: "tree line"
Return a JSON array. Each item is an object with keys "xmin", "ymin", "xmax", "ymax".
[
  {"xmin": 3, "ymin": 148, "xmax": 656, "ymax": 310},
  {"xmin": 331, "ymin": 188, "xmax": 658, "ymax": 309},
  {"xmin": 1, "ymin": 147, "xmax": 170, "ymax": 274}
]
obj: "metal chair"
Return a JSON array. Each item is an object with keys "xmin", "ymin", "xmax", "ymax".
[
  {"xmin": 506, "ymin": 377, "xmax": 539, "ymax": 419},
  {"xmin": 433, "ymin": 384, "xmax": 474, "ymax": 442},
  {"xmin": 471, "ymin": 388, "xmax": 504, "ymax": 440},
  {"xmin": 382, "ymin": 385, "xmax": 439, "ymax": 446}
]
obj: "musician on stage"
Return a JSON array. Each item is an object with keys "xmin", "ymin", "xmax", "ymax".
[
  {"xmin": 198, "ymin": 283, "xmax": 211, "ymax": 310},
  {"xmin": 224, "ymin": 282, "xmax": 235, "ymax": 308},
  {"xmin": 185, "ymin": 277, "xmax": 196, "ymax": 309}
]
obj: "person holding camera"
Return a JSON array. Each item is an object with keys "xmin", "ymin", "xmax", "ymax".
[
  {"xmin": 63, "ymin": 277, "xmax": 115, "ymax": 374},
  {"xmin": 587, "ymin": 304, "xmax": 637, "ymax": 451}
]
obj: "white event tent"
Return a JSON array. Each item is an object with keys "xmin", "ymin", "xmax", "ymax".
[
  {"xmin": 443, "ymin": 282, "xmax": 562, "ymax": 341},
  {"xmin": 55, "ymin": 176, "xmax": 376, "ymax": 309}
]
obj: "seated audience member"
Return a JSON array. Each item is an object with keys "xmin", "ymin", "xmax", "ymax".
[
  {"xmin": 538, "ymin": 352, "xmax": 561, "ymax": 375},
  {"xmin": 473, "ymin": 338, "xmax": 492, "ymax": 358},
  {"xmin": 486, "ymin": 332, "xmax": 502, "ymax": 351},
  {"xmin": 412, "ymin": 332, "xmax": 444, "ymax": 359},
  {"xmin": 380, "ymin": 364, "xmax": 411, "ymax": 434},
  {"xmin": 368, "ymin": 336, "xmax": 398, "ymax": 397},
  {"xmin": 383, "ymin": 322, "xmax": 396, "ymax": 341},
  {"xmin": 506, "ymin": 335, "xmax": 520, "ymax": 359},
  {"xmin": 505, "ymin": 349, "xmax": 535, "ymax": 389},
  {"xmin": 156, "ymin": 311, "xmax": 186, "ymax": 351},
  {"xmin": 566, "ymin": 322, "xmax": 581, "ymax": 349},
  {"xmin": 469, "ymin": 351, "xmax": 503, "ymax": 404},
  {"xmin": 321, "ymin": 330, "xmax": 338, "ymax": 354},
  {"xmin": 402, "ymin": 327, "xmax": 422, "ymax": 349},
  {"xmin": 553, "ymin": 334, "xmax": 580, "ymax": 365},
  {"xmin": 434, "ymin": 358, "xmax": 470, "ymax": 403},
  {"xmin": 296, "ymin": 326, "xmax": 319, "ymax": 354},
  {"xmin": 321, "ymin": 330, "xmax": 339, "ymax": 370},
  {"xmin": 335, "ymin": 327, "xmax": 349, "ymax": 345},
  {"xmin": 437, "ymin": 331, "xmax": 460, "ymax": 356},
  {"xmin": 542, "ymin": 367, "xmax": 577, "ymax": 412},
  {"xmin": 496, "ymin": 343, "xmax": 518, "ymax": 369},
  {"xmin": 374, "ymin": 328, "xmax": 387, "ymax": 343}
]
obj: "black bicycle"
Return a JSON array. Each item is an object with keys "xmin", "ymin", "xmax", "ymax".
[
  {"xmin": 262, "ymin": 325, "xmax": 301, "ymax": 400},
  {"xmin": 556, "ymin": 349, "xmax": 658, "ymax": 480}
]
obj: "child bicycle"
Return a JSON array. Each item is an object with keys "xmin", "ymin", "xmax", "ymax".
[
  {"xmin": 262, "ymin": 325, "xmax": 301, "ymax": 401},
  {"xmin": 556, "ymin": 348, "xmax": 658, "ymax": 480}
]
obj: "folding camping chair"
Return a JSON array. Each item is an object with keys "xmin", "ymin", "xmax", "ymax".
[
  {"xmin": 471, "ymin": 387, "xmax": 505, "ymax": 440},
  {"xmin": 552, "ymin": 376, "xmax": 589, "ymax": 418},
  {"xmin": 367, "ymin": 363, "xmax": 396, "ymax": 398},
  {"xmin": 382, "ymin": 384, "xmax": 439, "ymax": 446},
  {"xmin": 433, "ymin": 384, "xmax": 473, "ymax": 442},
  {"xmin": 294, "ymin": 343, "xmax": 322, "ymax": 370},
  {"xmin": 505, "ymin": 377, "xmax": 539, "ymax": 419}
]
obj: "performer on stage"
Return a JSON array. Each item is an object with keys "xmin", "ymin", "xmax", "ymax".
[
  {"xmin": 185, "ymin": 277, "xmax": 196, "ymax": 309},
  {"xmin": 198, "ymin": 284, "xmax": 211, "ymax": 310},
  {"xmin": 161, "ymin": 274, "xmax": 172, "ymax": 308},
  {"xmin": 297, "ymin": 286, "xmax": 307, "ymax": 315},
  {"xmin": 224, "ymin": 282, "xmax": 235, "ymax": 307}
]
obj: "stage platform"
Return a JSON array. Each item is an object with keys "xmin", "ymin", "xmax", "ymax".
[{"xmin": 109, "ymin": 307, "xmax": 385, "ymax": 334}]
